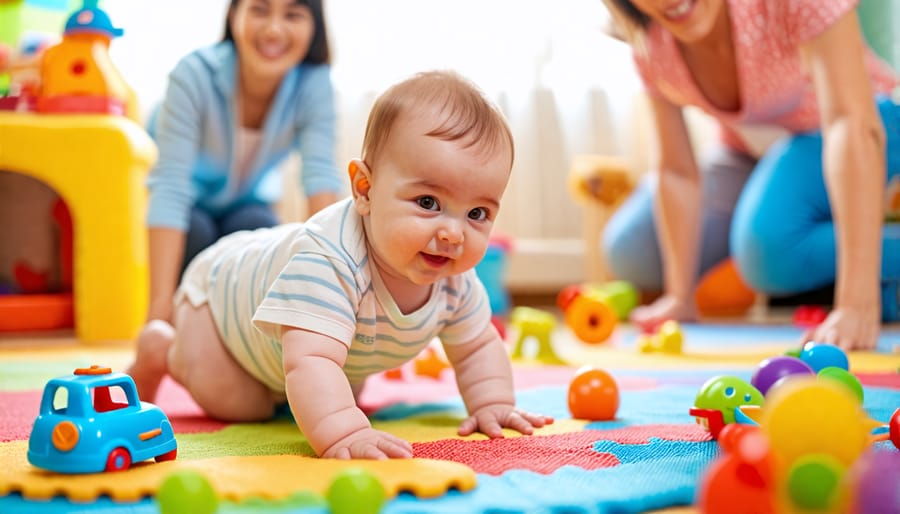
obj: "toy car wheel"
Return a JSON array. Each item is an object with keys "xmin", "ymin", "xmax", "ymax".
[
  {"xmin": 156, "ymin": 448, "xmax": 177, "ymax": 462},
  {"xmin": 105, "ymin": 447, "xmax": 132, "ymax": 472}
]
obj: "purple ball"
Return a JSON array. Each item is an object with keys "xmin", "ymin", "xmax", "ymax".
[
  {"xmin": 750, "ymin": 356, "xmax": 814, "ymax": 396},
  {"xmin": 851, "ymin": 450, "xmax": 900, "ymax": 514}
]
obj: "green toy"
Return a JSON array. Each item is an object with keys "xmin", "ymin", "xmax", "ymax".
[
  {"xmin": 694, "ymin": 375, "xmax": 765, "ymax": 425},
  {"xmin": 157, "ymin": 470, "xmax": 219, "ymax": 514},
  {"xmin": 326, "ymin": 468, "xmax": 386, "ymax": 514}
]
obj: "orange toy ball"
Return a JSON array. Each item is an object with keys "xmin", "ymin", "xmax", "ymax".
[
  {"xmin": 695, "ymin": 258, "xmax": 756, "ymax": 317},
  {"xmin": 567, "ymin": 366, "xmax": 619, "ymax": 421}
]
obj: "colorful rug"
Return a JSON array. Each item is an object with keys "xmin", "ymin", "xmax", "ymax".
[{"xmin": 1, "ymin": 323, "xmax": 898, "ymax": 513}]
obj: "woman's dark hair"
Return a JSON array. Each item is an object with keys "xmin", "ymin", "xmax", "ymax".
[
  {"xmin": 222, "ymin": 0, "xmax": 330, "ymax": 65},
  {"xmin": 609, "ymin": 0, "xmax": 651, "ymax": 30}
]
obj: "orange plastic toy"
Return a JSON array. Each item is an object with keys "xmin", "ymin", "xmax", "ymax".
[
  {"xmin": 563, "ymin": 293, "xmax": 616, "ymax": 344},
  {"xmin": 694, "ymin": 258, "xmax": 756, "ymax": 317},
  {"xmin": 567, "ymin": 366, "xmax": 619, "ymax": 421},
  {"xmin": 37, "ymin": 0, "xmax": 132, "ymax": 116}
]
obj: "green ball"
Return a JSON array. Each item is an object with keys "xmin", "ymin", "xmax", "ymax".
[
  {"xmin": 786, "ymin": 455, "xmax": 843, "ymax": 510},
  {"xmin": 326, "ymin": 468, "xmax": 386, "ymax": 514},
  {"xmin": 285, "ymin": 490, "xmax": 328, "ymax": 509},
  {"xmin": 784, "ymin": 348, "xmax": 802, "ymax": 359},
  {"xmin": 157, "ymin": 470, "xmax": 218, "ymax": 514},
  {"xmin": 817, "ymin": 366, "xmax": 864, "ymax": 403}
]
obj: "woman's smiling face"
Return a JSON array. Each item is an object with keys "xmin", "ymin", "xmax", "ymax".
[{"xmin": 229, "ymin": 0, "xmax": 314, "ymax": 81}]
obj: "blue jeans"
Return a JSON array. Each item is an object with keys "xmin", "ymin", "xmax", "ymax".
[
  {"xmin": 182, "ymin": 202, "xmax": 279, "ymax": 273},
  {"xmin": 603, "ymin": 96, "xmax": 900, "ymax": 320}
]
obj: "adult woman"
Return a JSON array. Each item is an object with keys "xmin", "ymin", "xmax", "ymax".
[
  {"xmin": 601, "ymin": 0, "xmax": 899, "ymax": 349},
  {"xmin": 143, "ymin": 0, "xmax": 342, "ymax": 328}
]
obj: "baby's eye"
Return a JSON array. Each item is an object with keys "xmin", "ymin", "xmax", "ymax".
[
  {"xmin": 467, "ymin": 208, "xmax": 488, "ymax": 221},
  {"xmin": 417, "ymin": 196, "xmax": 439, "ymax": 211}
]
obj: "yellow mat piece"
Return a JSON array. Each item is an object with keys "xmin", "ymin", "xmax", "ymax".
[{"xmin": 0, "ymin": 441, "xmax": 476, "ymax": 502}]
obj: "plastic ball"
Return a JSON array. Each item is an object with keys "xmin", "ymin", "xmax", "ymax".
[
  {"xmin": 750, "ymin": 356, "xmax": 814, "ymax": 396},
  {"xmin": 891, "ymin": 407, "xmax": 900, "ymax": 450},
  {"xmin": 816, "ymin": 366, "xmax": 863, "ymax": 404},
  {"xmin": 694, "ymin": 258, "xmax": 755, "ymax": 317},
  {"xmin": 799, "ymin": 342, "xmax": 849, "ymax": 373},
  {"xmin": 761, "ymin": 378, "xmax": 870, "ymax": 467},
  {"xmin": 326, "ymin": 468, "xmax": 386, "ymax": 514},
  {"xmin": 567, "ymin": 366, "xmax": 619, "ymax": 421},
  {"xmin": 792, "ymin": 305, "xmax": 828, "ymax": 328},
  {"xmin": 849, "ymin": 449, "xmax": 900, "ymax": 514},
  {"xmin": 694, "ymin": 376, "xmax": 764, "ymax": 425},
  {"xmin": 783, "ymin": 348, "xmax": 802, "ymax": 359},
  {"xmin": 696, "ymin": 443, "xmax": 776, "ymax": 514},
  {"xmin": 786, "ymin": 454, "xmax": 843, "ymax": 511},
  {"xmin": 157, "ymin": 470, "xmax": 219, "ymax": 514}
]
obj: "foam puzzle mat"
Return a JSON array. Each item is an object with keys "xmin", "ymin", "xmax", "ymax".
[{"xmin": 1, "ymin": 323, "xmax": 898, "ymax": 513}]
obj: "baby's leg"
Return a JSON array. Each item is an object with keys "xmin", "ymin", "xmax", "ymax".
[
  {"xmin": 128, "ymin": 319, "xmax": 176, "ymax": 402},
  {"xmin": 167, "ymin": 302, "xmax": 276, "ymax": 422}
]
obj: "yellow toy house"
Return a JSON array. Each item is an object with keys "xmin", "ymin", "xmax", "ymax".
[
  {"xmin": 0, "ymin": 113, "xmax": 155, "ymax": 341},
  {"xmin": 0, "ymin": 1, "xmax": 154, "ymax": 342}
]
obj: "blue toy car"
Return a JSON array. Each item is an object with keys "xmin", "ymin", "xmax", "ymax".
[{"xmin": 27, "ymin": 365, "xmax": 177, "ymax": 473}]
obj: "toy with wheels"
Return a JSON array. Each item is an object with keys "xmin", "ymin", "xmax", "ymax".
[
  {"xmin": 27, "ymin": 365, "xmax": 177, "ymax": 473},
  {"xmin": 697, "ymin": 377, "xmax": 897, "ymax": 514},
  {"xmin": 689, "ymin": 375, "xmax": 764, "ymax": 438},
  {"xmin": 557, "ymin": 280, "xmax": 637, "ymax": 321}
]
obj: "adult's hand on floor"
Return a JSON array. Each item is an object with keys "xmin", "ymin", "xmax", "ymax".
[{"xmin": 802, "ymin": 307, "xmax": 879, "ymax": 351}]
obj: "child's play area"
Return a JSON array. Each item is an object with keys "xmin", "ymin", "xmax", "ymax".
[{"xmin": 1, "ymin": 1, "xmax": 900, "ymax": 513}]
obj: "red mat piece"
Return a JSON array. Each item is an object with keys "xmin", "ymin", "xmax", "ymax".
[{"xmin": 413, "ymin": 424, "xmax": 711, "ymax": 475}]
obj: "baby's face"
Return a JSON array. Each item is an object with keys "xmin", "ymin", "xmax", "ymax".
[{"xmin": 360, "ymin": 109, "xmax": 512, "ymax": 294}]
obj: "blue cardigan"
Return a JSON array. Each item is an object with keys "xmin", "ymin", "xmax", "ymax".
[{"xmin": 146, "ymin": 42, "xmax": 343, "ymax": 230}]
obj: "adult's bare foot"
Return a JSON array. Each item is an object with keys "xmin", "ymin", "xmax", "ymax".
[{"xmin": 126, "ymin": 320, "xmax": 175, "ymax": 402}]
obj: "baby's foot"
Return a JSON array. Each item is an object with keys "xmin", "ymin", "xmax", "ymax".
[{"xmin": 127, "ymin": 320, "xmax": 175, "ymax": 402}]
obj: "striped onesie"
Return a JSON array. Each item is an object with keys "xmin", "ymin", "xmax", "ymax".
[{"xmin": 177, "ymin": 198, "xmax": 492, "ymax": 393}]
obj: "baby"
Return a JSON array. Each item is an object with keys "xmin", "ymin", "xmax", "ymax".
[{"xmin": 128, "ymin": 70, "xmax": 553, "ymax": 459}]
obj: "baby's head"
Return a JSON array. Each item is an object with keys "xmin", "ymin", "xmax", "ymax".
[
  {"xmin": 350, "ymin": 71, "xmax": 514, "ymax": 290},
  {"xmin": 358, "ymin": 70, "xmax": 514, "ymax": 172}
]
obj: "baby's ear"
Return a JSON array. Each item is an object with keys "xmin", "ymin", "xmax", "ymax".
[{"xmin": 349, "ymin": 159, "xmax": 372, "ymax": 215}]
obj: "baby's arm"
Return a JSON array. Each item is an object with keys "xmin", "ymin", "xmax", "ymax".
[
  {"xmin": 281, "ymin": 327, "xmax": 413, "ymax": 459},
  {"xmin": 443, "ymin": 323, "xmax": 553, "ymax": 438}
]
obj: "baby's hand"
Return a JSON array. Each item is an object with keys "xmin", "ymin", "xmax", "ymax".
[
  {"xmin": 458, "ymin": 405, "xmax": 554, "ymax": 438},
  {"xmin": 321, "ymin": 427, "xmax": 414, "ymax": 460}
]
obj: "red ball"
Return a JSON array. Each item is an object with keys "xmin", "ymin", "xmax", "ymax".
[{"xmin": 567, "ymin": 366, "xmax": 619, "ymax": 421}]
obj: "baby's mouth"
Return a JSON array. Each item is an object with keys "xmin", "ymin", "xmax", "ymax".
[{"xmin": 421, "ymin": 253, "xmax": 450, "ymax": 267}]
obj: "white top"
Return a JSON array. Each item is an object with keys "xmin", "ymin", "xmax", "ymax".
[
  {"xmin": 234, "ymin": 126, "xmax": 263, "ymax": 187},
  {"xmin": 178, "ymin": 198, "xmax": 492, "ymax": 392}
]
